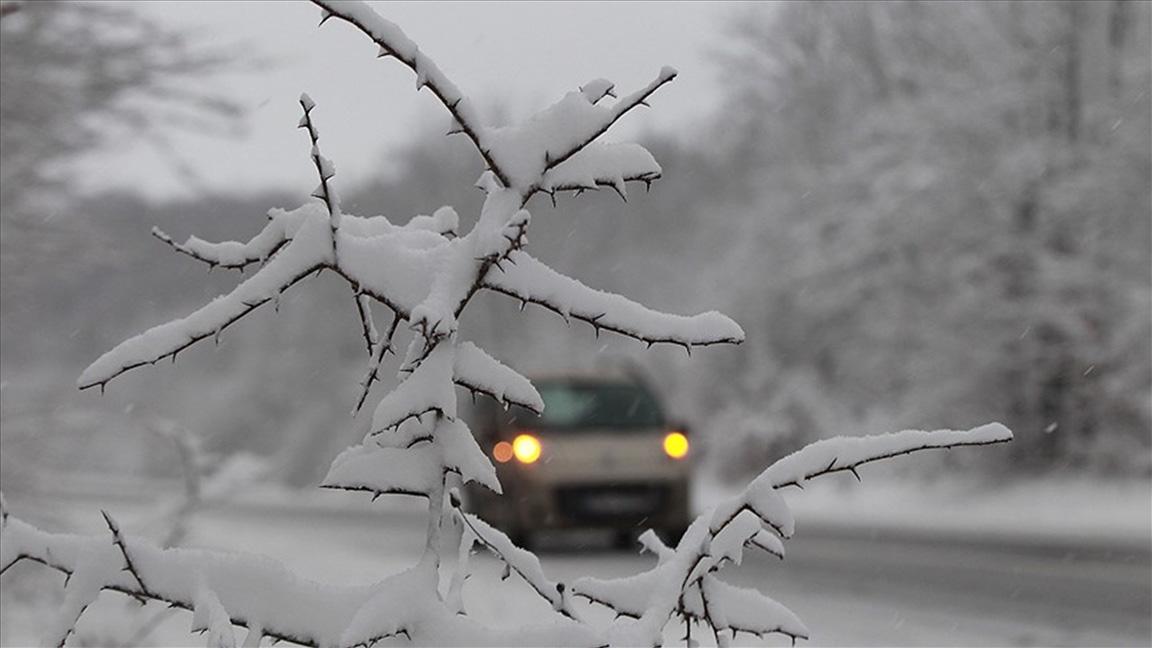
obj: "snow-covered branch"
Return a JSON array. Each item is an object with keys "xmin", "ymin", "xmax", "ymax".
[
  {"xmin": 522, "ymin": 67, "xmax": 677, "ymax": 197},
  {"xmin": 2, "ymin": 512, "xmax": 601, "ymax": 648},
  {"xmin": 311, "ymin": 1, "xmax": 675, "ymax": 200},
  {"xmin": 297, "ymin": 93, "xmax": 341, "ymax": 227},
  {"xmin": 539, "ymin": 142, "xmax": 663, "ymax": 202},
  {"xmin": 2, "ymin": 514, "xmax": 364, "ymax": 647},
  {"xmin": 352, "ymin": 310, "xmax": 401, "ymax": 414},
  {"xmin": 80, "ymin": 203, "xmax": 466, "ymax": 393},
  {"xmin": 452, "ymin": 507, "xmax": 578, "ymax": 619},
  {"xmin": 310, "ymin": 0, "xmax": 513, "ymax": 189},
  {"xmin": 453, "ymin": 341, "xmax": 543, "ymax": 414},
  {"xmin": 484, "ymin": 251, "xmax": 745, "ymax": 350},
  {"xmin": 79, "ymin": 207, "xmax": 333, "ymax": 391},
  {"xmin": 571, "ymin": 425, "xmax": 1013, "ymax": 647},
  {"xmin": 761, "ymin": 423, "xmax": 1014, "ymax": 490},
  {"xmin": 150, "ymin": 224, "xmax": 289, "ymax": 272}
]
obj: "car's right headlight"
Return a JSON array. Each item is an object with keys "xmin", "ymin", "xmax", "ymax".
[
  {"xmin": 663, "ymin": 431, "xmax": 689, "ymax": 459},
  {"xmin": 512, "ymin": 433, "xmax": 542, "ymax": 464}
]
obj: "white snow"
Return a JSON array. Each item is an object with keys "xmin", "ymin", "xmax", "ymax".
[
  {"xmin": 485, "ymin": 250, "xmax": 745, "ymax": 347},
  {"xmin": 758, "ymin": 423, "xmax": 1014, "ymax": 489},
  {"xmin": 1, "ymin": 515, "xmax": 380, "ymax": 647},
  {"xmin": 369, "ymin": 341, "xmax": 457, "ymax": 433},
  {"xmin": 480, "ymin": 66, "xmax": 678, "ymax": 191},
  {"xmin": 746, "ymin": 528, "xmax": 786, "ymax": 560},
  {"xmin": 437, "ymin": 418, "xmax": 501, "ymax": 493},
  {"xmin": 460, "ymin": 512, "xmax": 569, "ymax": 614},
  {"xmin": 322, "ymin": 444, "xmax": 442, "ymax": 497},
  {"xmin": 79, "ymin": 204, "xmax": 334, "ymax": 390},
  {"xmin": 709, "ymin": 509, "xmax": 764, "ymax": 567},
  {"xmin": 453, "ymin": 341, "xmax": 543, "ymax": 413},
  {"xmin": 579, "ymin": 78, "xmax": 616, "ymax": 104},
  {"xmin": 692, "ymin": 577, "xmax": 810, "ymax": 641},
  {"xmin": 483, "ymin": 89, "xmax": 632, "ymax": 189},
  {"xmin": 709, "ymin": 475, "xmax": 795, "ymax": 539},
  {"xmin": 42, "ymin": 545, "xmax": 117, "ymax": 648},
  {"xmin": 572, "ymin": 567, "xmax": 663, "ymax": 619},
  {"xmin": 540, "ymin": 141, "xmax": 661, "ymax": 196},
  {"xmin": 191, "ymin": 578, "xmax": 237, "ymax": 648}
]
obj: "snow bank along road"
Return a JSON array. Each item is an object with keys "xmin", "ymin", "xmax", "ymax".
[{"xmin": 5, "ymin": 493, "xmax": 1149, "ymax": 647}]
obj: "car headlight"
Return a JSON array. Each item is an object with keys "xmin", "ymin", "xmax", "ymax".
[
  {"xmin": 663, "ymin": 431, "xmax": 689, "ymax": 459},
  {"xmin": 512, "ymin": 433, "xmax": 542, "ymax": 464}
]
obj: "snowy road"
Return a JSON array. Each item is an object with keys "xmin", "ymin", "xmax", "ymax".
[
  {"xmin": 4, "ymin": 493, "xmax": 1149, "ymax": 646},
  {"xmin": 192, "ymin": 503, "xmax": 1150, "ymax": 647}
]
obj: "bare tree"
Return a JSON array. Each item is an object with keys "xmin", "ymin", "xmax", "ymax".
[{"xmin": 0, "ymin": 0, "xmax": 242, "ymax": 215}]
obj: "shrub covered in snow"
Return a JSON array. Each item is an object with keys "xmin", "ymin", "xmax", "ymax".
[{"xmin": 0, "ymin": 2, "xmax": 1012, "ymax": 646}]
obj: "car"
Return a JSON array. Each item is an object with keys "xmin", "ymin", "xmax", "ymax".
[{"xmin": 464, "ymin": 371, "xmax": 691, "ymax": 549}]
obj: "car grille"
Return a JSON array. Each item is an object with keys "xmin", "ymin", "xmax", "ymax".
[{"xmin": 555, "ymin": 484, "xmax": 670, "ymax": 522}]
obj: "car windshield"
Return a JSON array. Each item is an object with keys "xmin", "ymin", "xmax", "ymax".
[{"xmin": 513, "ymin": 381, "xmax": 665, "ymax": 430}]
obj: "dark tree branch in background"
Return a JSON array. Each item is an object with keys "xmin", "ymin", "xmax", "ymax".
[{"xmin": 0, "ymin": 1, "xmax": 246, "ymax": 218}]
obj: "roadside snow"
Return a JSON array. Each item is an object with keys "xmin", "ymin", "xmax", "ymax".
[{"xmin": 696, "ymin": 474, "xmax": 1152, "ymax": 549}]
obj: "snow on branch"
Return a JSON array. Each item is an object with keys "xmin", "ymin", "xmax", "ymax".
[
  {"xmin": 79, "ymin": 205, "xmax": 334, "ymax": 391},
  {"xmin": 691, "ymin": 577, "xmax": 809, "ymax": 642},
  {"xmin": 352, "ymin": 310, "xmax": 402, "ymax": 415},
  {"xmin": 1, "ymin": 514, "xmax": 371, "ymax": 647},
  {"xmin": 761, "ymin": 423, "xmax": 1014, "ymax": 490},
  {"xmin": 150, "ymin": 222, "xmax": 289, "ymax": 272},
  {"xmin": 483, "ymin": 251, "xmax": 745, "ymax": 350},
  {"xmin": 404, "ymin": 199, "xmax": 530, "ymax": 342},
  {"xmin": 311, "ymin": 0, "xmax": 512, "ymax": 189},
  {"xmin": 569, "ymin": 424, "xmax": 1012, "ymax": 646},
  {"xmin": 3, "ymin": 511, "xmax": 600, "ymax": 648},
  {"xmin": 539, "ymin": 142, "xmax": 662, "ymax": 202},
  {"xmin": 708, "ymin": 425, "xmax": 1015, "ymax": 551},
  {"xmin": 436, "ymin": 418, "xmax": 501, "ymax": 493},
  {"xmin": 327, "ymin": 416, "xmax": 498, "ymax": 499},
  {"xmin": 370, "ymin": 341, "xmax": 457, "ymax": 433},
  {"xmin": 191, "ymin": 579, "xmax": 236, "ymax": 648},
  {"xmin": 479, "ymin": 67, "xmax": 677, "ymax": 193},
  {"xmin": 453, "ymin": 341, "xmax": 543, "ymax": 413},
  {"xmin": 297, "ymin": 92, "xmax": 342, "ymax": 228},
  {"xmin": 353, "ymin": 291, "xmax": 379, "ymax": 355},
  {"xmin": 80, "ymin": 201, "xmax": 465, "ymax": 392},
  {"xmin": 313, "ymin": 1, "xmax": 674, "ymax": 199},
  {"xmin": 453, "ymin": 508, "xmax": 577, "ymax": 618},
  {"xmin": 321, "ymin": 444, "xmax": 443, "ymax": 499}
]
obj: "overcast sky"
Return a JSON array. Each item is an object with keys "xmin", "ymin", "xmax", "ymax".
[{"xmin": 71, "ymin": 1, "xmax": 735, "ymax": 200}]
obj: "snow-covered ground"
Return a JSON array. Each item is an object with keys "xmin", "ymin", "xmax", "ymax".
[
  {"xmin": 700, "ymin": 473, "xmax": 1152, "ymax": 550},
  {"xmin": 3, "ymin": 474, "xmax": 1149, "ymax": 646}
]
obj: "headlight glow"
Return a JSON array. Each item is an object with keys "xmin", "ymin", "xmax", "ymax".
[
  {"xmin": 663, "ymin": 431, "xmax": 689, "ymax": 459},
  {"xmin": 493, "ymin": 441, "xmax": 514, "ymax": 463},
  {"xmin": 512, "ymin": 433, "xmax": 542, "ymax": 464}
]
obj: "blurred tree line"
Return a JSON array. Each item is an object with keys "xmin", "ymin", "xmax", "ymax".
[
  {"xmin": 2, "ymin": 1, "xmax": 1148, "ymax": 490},
  {"xmin": 700, "ymin": 1, "xmax": 1151, "ymax": 476}
]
